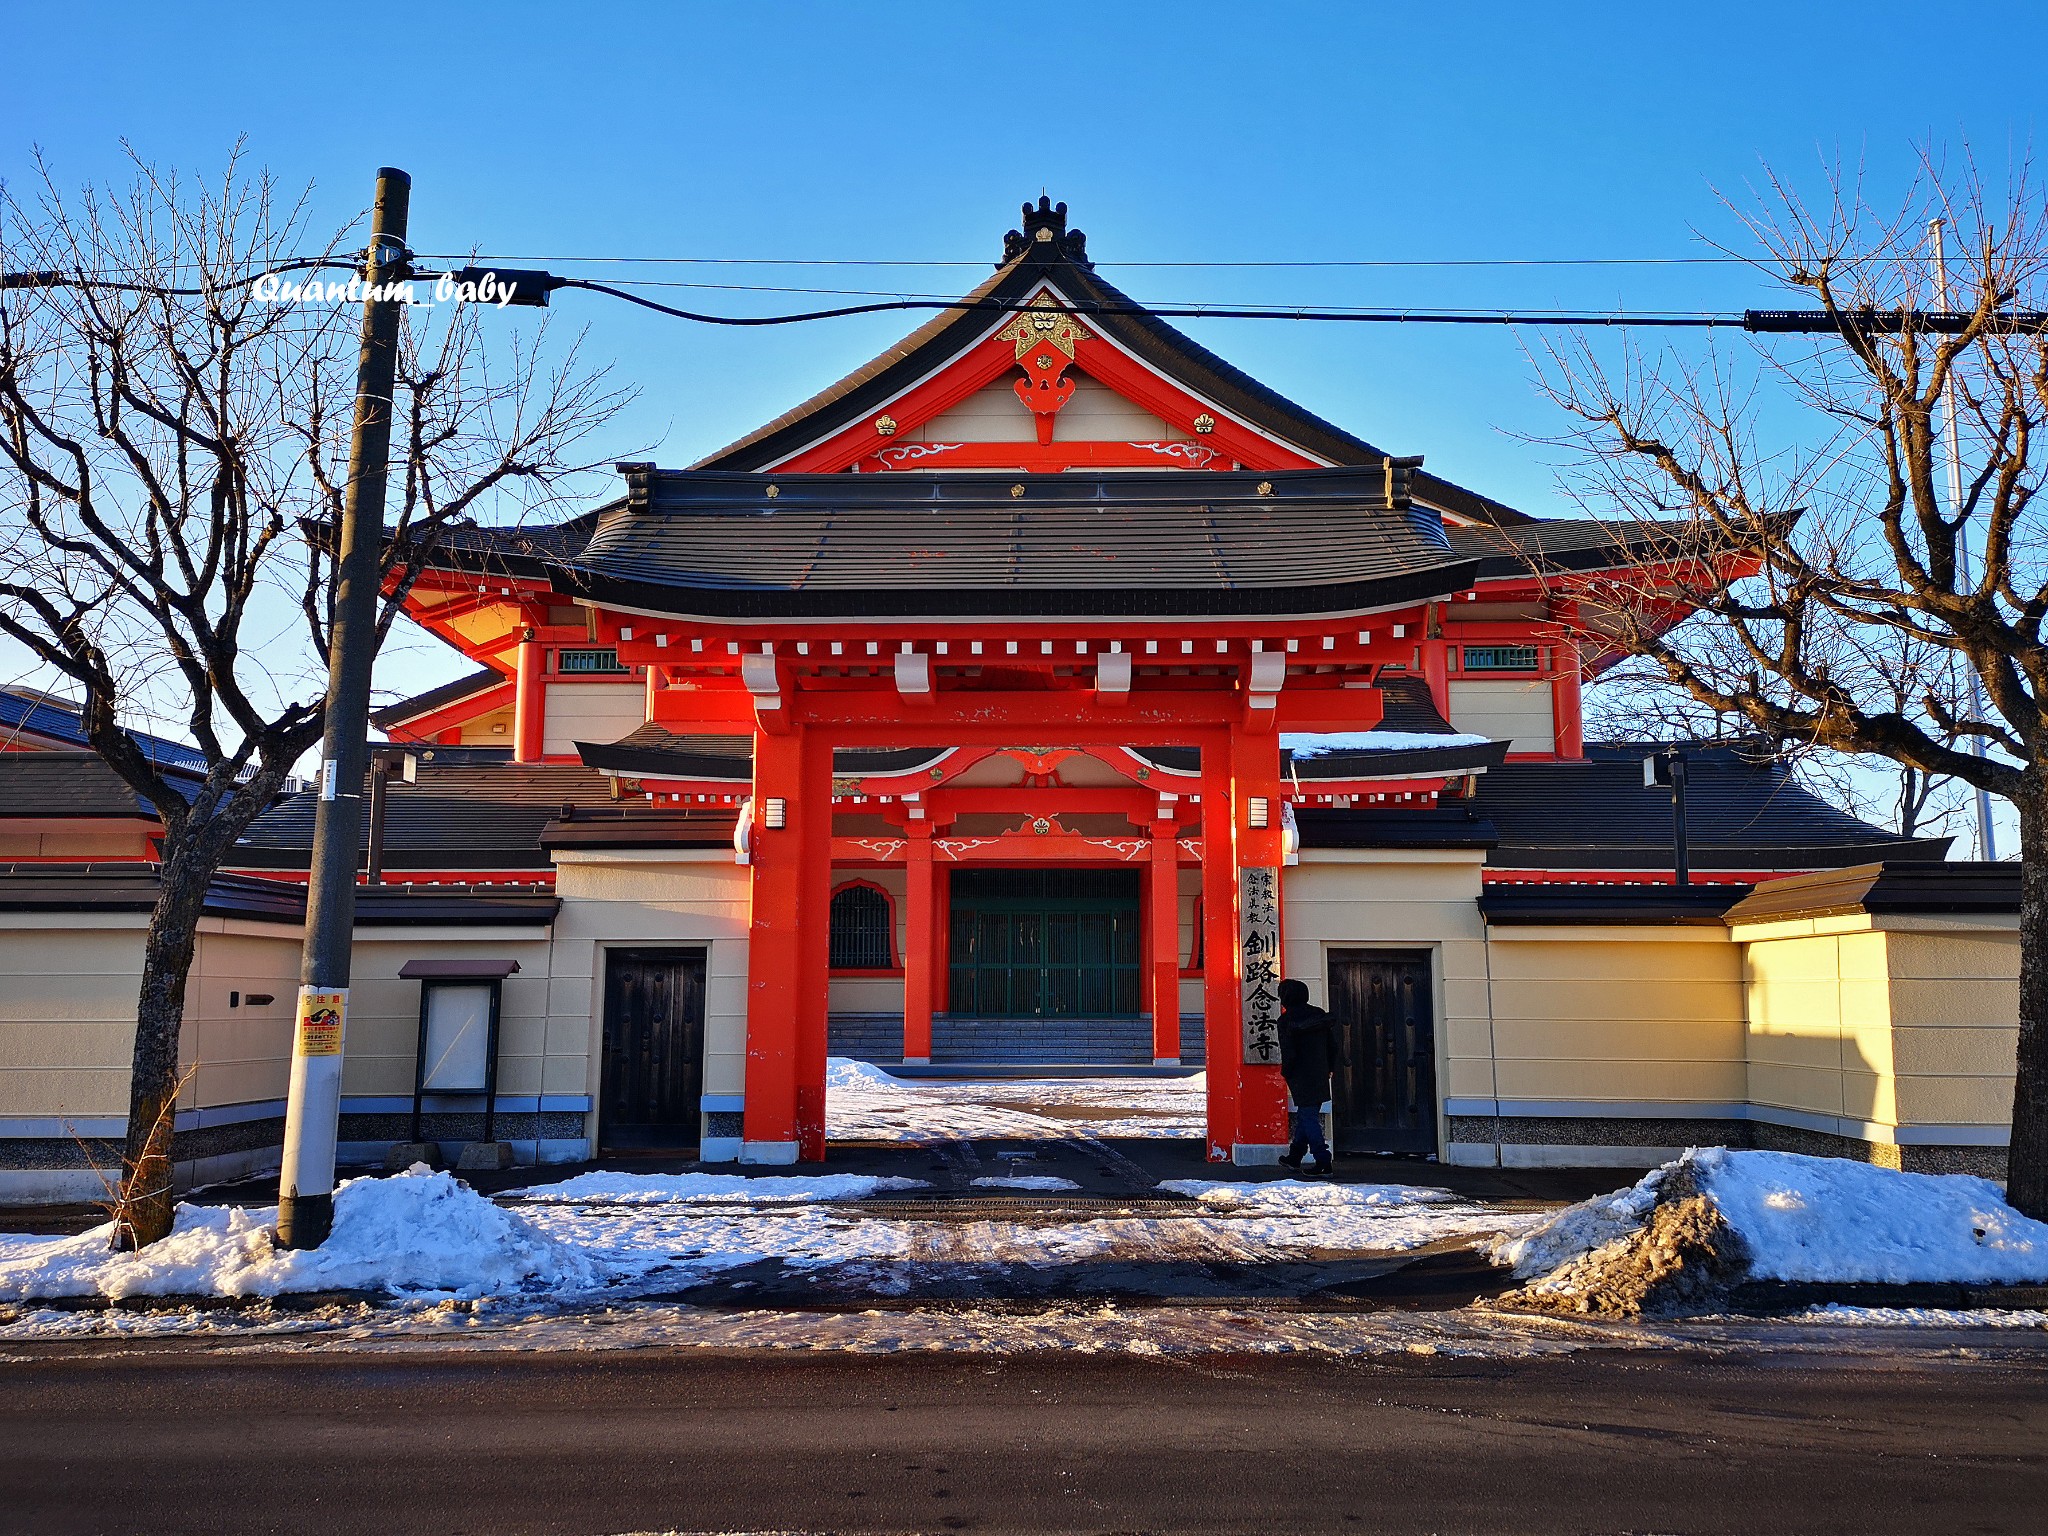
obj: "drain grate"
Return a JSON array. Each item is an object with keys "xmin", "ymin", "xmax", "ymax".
[
  {"xmin": 848, "ymin": 1195, "xmax": 1210, "ymax": 1219},
  {"xmin": 502, "ymin": 1193, "xmax": 1227, "ymax": 1220}
]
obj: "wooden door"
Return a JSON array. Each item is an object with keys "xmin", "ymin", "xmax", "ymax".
[
  {"xmin": 1326, "ymin": 949, "xmax": 1437, "ymax": 1155},
  {"xmin": 600, "ymin": 947, "xmax": 707, "ymax": 1152}
]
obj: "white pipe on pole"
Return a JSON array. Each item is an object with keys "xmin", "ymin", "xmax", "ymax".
[{"xmin": 1930, "ymin": 218, "xmax": 2000, "ymax": 861}]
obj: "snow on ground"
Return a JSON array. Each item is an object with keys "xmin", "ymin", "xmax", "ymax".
[
  {"xmin": 0, "ymin": 1168, "xmax": 1516, "ymax": 1311},
  {"xmin": 0, "ymin": 1168, "xmax": 602, "ymax": 1303},
  {"xmin": 503, "ymin": 1172, "xmax": 927, "ymax": 1204},
  {"xmin": 6, "ymin": 1295, "xmax": 2046, "ymax": 1357},
  {"xmin": 970, "ymin": 1175, "xmax": 1081, "ymax": 1192},
  {"xmin": 0, "ymin": 1297, "xmax": 1626, "ymax": 1357},
  {"xmin": 1782, "ymin": 1304, "xmax": 2048, "ymax": 1328},
  {"xmin": 1493, "ymin": 1148, "xmax": 2048, "ymax": 1288},
  {"xmin": 1160, "ymin": 1179, "xmax": 1500, "ymax": 1253},
  {"xmin": 825, "ymin": 1057, "xmax": 1206, "ymax": 1142},
  {"xmin": 508, "ymin": 1176, "xmax": 1518, "ymax": 1299}
]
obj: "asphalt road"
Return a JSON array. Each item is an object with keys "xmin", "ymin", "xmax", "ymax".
[{"xmin": 3, "ymin": 1344, "xmax": 2043, "ymax": 1535}]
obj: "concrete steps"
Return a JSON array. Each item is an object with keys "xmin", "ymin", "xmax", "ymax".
[{"xmin": 828, "ymin": 1012, "xmax": 1208, "ymax": 1067}]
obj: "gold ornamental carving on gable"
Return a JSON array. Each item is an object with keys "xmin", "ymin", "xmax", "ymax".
[
  {"xmin": 997, "ymin": 296, "xmax": 1093, "ymax": 446},
  {"xmin": 996, "ymin": 294, "xmax": 1092, "ymax": 361}
]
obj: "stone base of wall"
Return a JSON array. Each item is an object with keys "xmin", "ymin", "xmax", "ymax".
[
  {"xmin": 0, "ymin": 1111, "xmax": 593, "ymax": 1202},
  {"xmin": 1448, "ymin": 1114, "xmax": 2009, "ymax": 1179}
]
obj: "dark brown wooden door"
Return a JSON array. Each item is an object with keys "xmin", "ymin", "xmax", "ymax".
[
  {"xmin": 600, "ymin": 947, "xmax": 706, "ymax": 1151},
  {"xmin": 1327, "ymin": 950, "xmax": 1437, "ymax": 1155}
]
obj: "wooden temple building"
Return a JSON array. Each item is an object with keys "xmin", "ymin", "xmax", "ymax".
[{"xmin": 0, "ymin": 199, "xmax": 2022, "ymax": 1195}]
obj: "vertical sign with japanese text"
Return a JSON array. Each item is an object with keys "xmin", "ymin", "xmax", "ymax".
[{"xmin": 1238, "ymin": 866, "xmax": 1282, "ymax": 1065}]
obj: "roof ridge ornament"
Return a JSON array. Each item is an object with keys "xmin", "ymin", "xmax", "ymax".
[
  {"xmin": 996, "ymin": 295, "xmax": 1094, "ymax": 446},
  {"xmin": 1001, "ymin": 196, "xmax": 1092, "ymax": 269}
]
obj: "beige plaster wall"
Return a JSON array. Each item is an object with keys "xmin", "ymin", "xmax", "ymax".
[
  {"xmin": 542, "ymin": 680, "xmax": 648, "ymax": 756},
  {"xmin": 341, "ymin": 929, "xmax": 558, "ymax": 1101},
  {"xmin": 1884, "ymin": 925, "xmax": 2020, "ymax": 1128},
  {"xmin": 178, "ymin": 923, "xmax": 303, "ymax": 1112},
  {"xmin": 0, "ymin": 917, "xmax": 144, "ymax": 1122},
  {"xmin": 1735, "ymin": 915, "xmax": 2019, "ymax": 1139},
  {"xmin": 1480, "ymin": 926, "xmax": 1747, "ymax": 1108},
  {"xmin": 1447, "ymin": 678, "xmax": 1556, "ymax": 754},
  {"xmin": 549, "ymin": 851, "xmax": 751, "ymax": 1120},
  {"xmin": 454, "ymin": 703, "xmax": 514, "ymax": 746}
]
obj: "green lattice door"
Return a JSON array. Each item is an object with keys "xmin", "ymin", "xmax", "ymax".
[{"xmin": 947, "ymin": 869, "xmax": 1141, "ymax": 1017}]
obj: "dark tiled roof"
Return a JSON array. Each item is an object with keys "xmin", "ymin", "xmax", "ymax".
[
  {"xmin": 692, "ymin": 199, "xmax": 1536, "ymax": 529},
  {"xmin": 400, "ymin": 512, "xmax": 605, "ymax": 579},
  {"xmin": 577, "ymin": 724, "xmax": 950, "ymax": 782},
  {"xmin": 1471, "ymin": 742, "xmax": 1950, "ymax": 870},
  {"xmin": 0, "ymin": 864, "xmax": 557, "ymax": 926},
  {"xmin": 0, "ymin": 689, "xmax": 210, "ymax": 779},
  {"xmin": 1293, "ymin": 807, "xmax": 1498, "ymax": 850},
  {"xmin": 567, "ymin": 466, "xmax": 1475, "ymax": 621},
  {"xmin": 1447, "ymin": 519, "xmax": 1704, "ymax": 580},
  {"xmin": 236, "ymin": 758, "xmax": 621, "ymax": 871},
  {"xmin": 372, "ymin": 666, "xmax": 509, "ymax": 729},
  {"xmin": 540, "ymin": 807, "xmax": 740, "ymax": 852},
  {"xmin": 1374, "ymin": 674, "xmax": 1455, "ymax": 732},
  {"xmin": 1479, "ymin": 882, "xmax": 1752, "ymax": 925},
  {"xmin": 1128, "ymin": 676, "xmax": 1501, "ymax": 781},
  {"xmin": 0, "ymin": 752, "xmax": 158, "ymax": 819},
  {"xmin": 1725, "ymin": 860, "xmax": 2019, "ymax": 923}
]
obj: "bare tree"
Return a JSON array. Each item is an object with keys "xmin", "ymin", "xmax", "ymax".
[
  {"xmin": 1537, "ymin": 150, "xmax": 2048, "ymax": 1214},
  {"xmin": 1586, "ymin": 643, "xmax": 1975, "ymax": 842},
  {"xmin": 0, "ymin": 149, "xmax": 626, "ymax": 1246}
]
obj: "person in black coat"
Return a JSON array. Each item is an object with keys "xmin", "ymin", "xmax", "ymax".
[{"xmin": 1276, "ymin": 978, "xmax": 1341, "ymax": 1175}]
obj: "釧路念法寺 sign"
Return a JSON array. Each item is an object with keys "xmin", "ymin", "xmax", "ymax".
[{"xmin": 1238, "ymin": 866, "xmax": 1281, "ymax": 1065}]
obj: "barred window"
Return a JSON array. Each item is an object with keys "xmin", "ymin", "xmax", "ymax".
[
  {"xmin": 1460, "ymin": 645, "xmax": 1540, "ymax": 673},
  {"xmin": 557, "ymin": 648, "xmax": 629, "ymax": 674},
  {"xmin": 829, "ymin": 883, "xmax": 895, "ymax": 969}
]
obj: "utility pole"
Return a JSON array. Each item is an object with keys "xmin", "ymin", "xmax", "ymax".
[
  {"xmin": 1930, "ymin": 218, "xmax": 2000, "ymax": 861},
  {"xmin": 277, "ymin": 168, "xmax": 411, "ymax": 1249}
]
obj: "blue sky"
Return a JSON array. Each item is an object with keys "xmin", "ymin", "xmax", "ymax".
[
  {"xmin": 3, "ymin": 1, "xmax": 2041, "ymax": 847},
  {"xmin": 9, "ymin": 0, "xmax": 2039, "ymax": 506}
]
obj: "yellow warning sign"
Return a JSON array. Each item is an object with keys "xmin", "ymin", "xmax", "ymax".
[{"xmin": 295, "ymin": 988, "xmax": 348, "ymax": 1057}]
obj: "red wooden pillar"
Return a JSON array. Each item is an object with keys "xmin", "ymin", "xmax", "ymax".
[
  {"xmin": 903, "ymin": 821, "xmax": 936, "ymax": 1064},
  {"xmin": 1553, "ymin": 638, "xmax": 1584, "ymax": 760},
  {"xmin": 1230, "ymin": 727, "xmax": 1290, "ymax": 1158},
  {"xmin": 1149, "ymin": 822, "xmax": 1181, "ymax": 1063},
  {"xmin": 512, "ymin": 632, "xmax": 545, "ymax": 763},
  {"xmin": 1199, "ymin": 736, "xmax": 1239, "ymax": 1163},
  {"xmin": 743, "ymin": 726, "xmax": 804, "ymax": 1160},
  {"xmin": 1420, "ymin": 636, "xmax": 1450, "ymax": 722},
  {"xmin": 793, "ymin": 729, "xmax": 833, "ymax": 1161}
]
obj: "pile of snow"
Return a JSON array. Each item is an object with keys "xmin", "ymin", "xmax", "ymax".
[
  {"xmin": 826, "ymin": 1058, "xmax": 904, "ymax": 1090},
  {"xmin": 1281, "ymin": 730, "xmax": 1492, "ymax": 757},
  {"xmin": 1490, "ymin": 1149, "xmax": 2048, "ymax": 1316},
  {"xmin": 504, "ymin": 1171, "xmax": 925, "ymax": 1204},
  {"xmin": 0, "ymin": 1166, "xmax": 603, "ymax": 1303},
  {"xmin": 970, "ymin": 1175, "xmax": 1082, "ymax": 1192}
]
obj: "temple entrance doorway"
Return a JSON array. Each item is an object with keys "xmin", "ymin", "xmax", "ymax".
[
  {"xmin": 944, "ymin": 868, "xmax": 1147, "ymax": 1064},
  {"xmin": 598, "ymin": 946, "xmax": 707, "ymax": 1153},
  {"xmin": 1326, "ymin": 949, "xmax": 1437, "ymax": 1155}
]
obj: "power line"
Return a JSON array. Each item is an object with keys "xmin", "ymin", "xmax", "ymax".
[{"xmin": 410, "ymin": 251, "xmax": 1899, "ymax": 271}]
